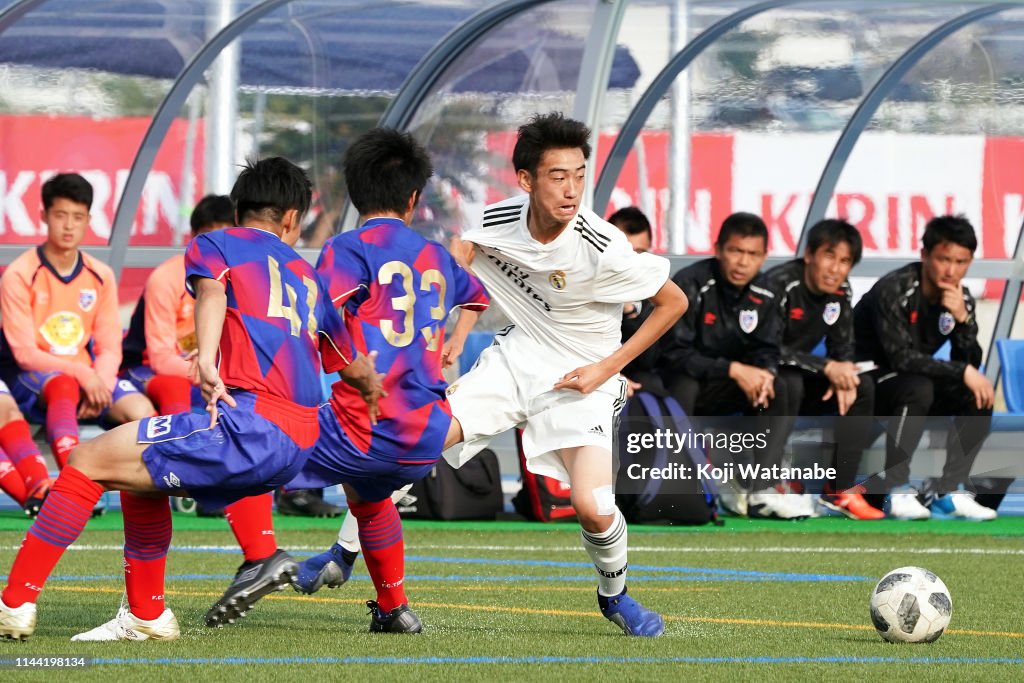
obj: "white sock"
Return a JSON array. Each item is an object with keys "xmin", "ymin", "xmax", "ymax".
[
  {"xmin": 580, "ymin": 507, "xmax": 628, "ymax": 597},
  {"xmin": 336, "ymin": 486, "xmax": 413, "ymax": 552}
]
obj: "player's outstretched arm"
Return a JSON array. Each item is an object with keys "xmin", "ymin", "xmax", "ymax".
[
  {"xmin": 555, "ymin": 280, "xmax": 687, "ymax": 394},
  {"xmin": 340, "ymin": 351, "xmax": 386, "ymax": 423},
  {"xmin": 441, "ymin": 309, "xmax": 482, "ymax": 369}
]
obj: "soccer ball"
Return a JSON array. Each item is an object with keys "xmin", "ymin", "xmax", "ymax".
[{"xmin": 869, "ymin": 566, "xmax": 952, "ymax": 643}]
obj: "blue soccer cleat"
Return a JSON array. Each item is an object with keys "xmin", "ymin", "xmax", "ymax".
[
  {"xmin": 293, "ymin": 543, "xmax": 357, "ymax": 595},
  {"xmin": 598, "ymin": 587, "xmax": 665, "ymax": 637}
]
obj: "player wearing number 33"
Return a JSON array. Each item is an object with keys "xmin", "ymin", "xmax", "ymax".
[{"xmin": 205, "ymin": 128, "xmax": 490, "ymax": 633}]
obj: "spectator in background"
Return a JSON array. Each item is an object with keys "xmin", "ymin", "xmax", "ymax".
[
  {"xmin": 121, "ymin": 194, "xmax": 234, "ymax": 414},
  {"xmin": 0, "ymin": 173, "xmax": 155, "ymax": 481},
  {"xmin": 120, "ymin": 194, "xmax": 234, "ymax": 517},
  {"xmin": 765, "ymin": 219, "xmax": 883, "ymax": 521},
  {"xmin": 0, "ymin": 390, "xmax": 50, "ymax": 516},
  {"xmin": 659, "ymin": 212, "xmax": 806, "ymax": 520},
  {"xmin": 608, "ymin": 207, "xmax": 664, "ymax": 396},
  {"xmin": 854, "ymin": 215, "xmax": 996, "ymax": 521}
]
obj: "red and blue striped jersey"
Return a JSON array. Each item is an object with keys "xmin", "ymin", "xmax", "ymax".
[
  {"xmin": 186, "ymin": 227, "xmax": 353, "ymax": 409},
  {"xmin": 317, "ymin": 218, "xmax": 488, "ymax": 462}
]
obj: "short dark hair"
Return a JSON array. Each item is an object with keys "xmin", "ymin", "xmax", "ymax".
[
  {"xmin": 231, "ymin": 157, "xmax": 312, "ymax": 225},
  {"xmin": 607, "ymin": 206, "xmax": 652, "ymax": 238},
  {"xmin": 42, "ymin": 173, "xmax": 93, "ymax": 211},
  {"xmin": 716, "ymin": 211, "xmax": 768, "ymax": 249},
  {"xmin": 922, "ymin": 214, "xmax": 978, "ymax": 253},
  {"xmin": 190, "ymin": 194, "xmax": 234, "ymax": 234},
  {"xmin": 343, "ymin": 128, "xmax": 433, "ymax": 216},
  {"xmin": 806, "ymin": 218, "xmax": 863, "ymax": 265},
  {"xmin": 513, "ymin": 112, "xmax": 591, "ymax": 175}
]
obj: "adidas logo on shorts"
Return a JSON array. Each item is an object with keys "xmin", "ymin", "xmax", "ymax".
[{"xmin": 588, "ymin": 425, "xmax": 605, "ymax": 435}]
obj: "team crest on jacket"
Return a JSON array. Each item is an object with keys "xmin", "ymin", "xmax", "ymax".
[
  {"xmin": 938, "ymin": 311, "xmax": 956, "ymax": 336},
  {"xmin": 548, "ymin": 270, "xmax": 566, "ymax": 290},
  {"xmin": 79, "ymin": 288, "xmax": 97, "ymax": 312},
  {"xmin": 739, "ymin": 309, "xmax": 758, "ymax": 333},
  {"xmin": 823, "ymin": 302, "xmax": 841, "ymax": 326}
]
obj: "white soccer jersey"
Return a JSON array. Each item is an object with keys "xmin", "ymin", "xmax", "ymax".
[{"xmin": 461, "ymin": 195, "xmax": 670, "ymax": 366}]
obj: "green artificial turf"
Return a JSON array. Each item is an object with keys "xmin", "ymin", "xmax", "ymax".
[{"xmin": 1, "ymin": 514, "xmax": 1022, "ymax": 681}]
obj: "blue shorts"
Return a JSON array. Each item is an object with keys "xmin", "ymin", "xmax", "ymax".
[
  {"xmin": 120, "ymin": 365, "xmax": 204, "ymax": 411},
  {"xmin": 286, "ymin": 404, "xmax": 435, "ymax": 503},
  {"xmin": 11, "ymin": 370, "xmax": 140, "ymax": 424},
  {"xmin": 139, "ymin": 391, "xmax": 317, "ymax": 509}
]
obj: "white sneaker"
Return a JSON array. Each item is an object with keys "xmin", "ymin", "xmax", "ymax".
[
  {"xmin": 717, "ymin": 487, "xmax": 748, "ymax": 517},
  {"xmin": 71, "ymin": 604, "xmax": 180, "ymax": 641},
  {"xmin": 747, "ymin": 490, "xmax": 810, "ymax": 520},
  {"xmin": 887, "ymin": 489, "xmax": 931, "ymax": 520},
  {"xmin": 930, "ymin": 490, "xmax": 997, "ymax": 521},
  {"xmin": 0, "ymin": 596, "xmax": 36, "ymax": 641}
]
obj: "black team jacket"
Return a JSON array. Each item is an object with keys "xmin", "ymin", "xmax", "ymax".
[
  {"xmin": 659, "ymin": 257, "xmax": 780, "ymax": 380},
  {"xmin": 764, "ymin": 258, "xmax": 855, "ymax": 375},
  {"xmin": 853, "ymin": 262, "xmax": 982, "ymax": 380}
]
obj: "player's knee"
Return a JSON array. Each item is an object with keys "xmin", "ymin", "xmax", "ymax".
[
  {"xmin": 66, "ymin": 439, "xmax": 100, "ymax": 475},
  {"xmin": 0, "ymin": 395, "xmax": 24, "ymax": 425},
  {"xmin": 42, "ymin": 373, "xmax": 80, "ymax": 402},
  {"xmin": 112, "ymin": 393, "xmax": 157, "ymax": 423},
  {"xmin": 444, "ymin": 417, "xmax": 464, "ymax": 450},
  {"xmin": 574, "ymin": 484, "xmax": 616, "ymax": 533}
]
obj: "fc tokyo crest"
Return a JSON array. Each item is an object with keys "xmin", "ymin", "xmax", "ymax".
[
  {"xmin": 739, "ymin": 309, "xmax": 758, "ymax": 334},
  {"xmin": 79, "ymin": 288, "xmax": 97, "ymax": 312},
  {"xmin": 548, "ymin": 270, "xmax": 567, "ymax": 291},
  {"xmin": 938, "ymin": 311, "xmax": 956, "ymax": 336},
  {"xmin": 823, "ymin": 301, "xmax": 841, "ymax": 326}
]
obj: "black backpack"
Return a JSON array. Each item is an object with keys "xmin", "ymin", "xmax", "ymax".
[
  {"xmin": 402, "ymin": 449, "xmax": 503, "ymax": 520},
  {"xmin": 615, "ymin": 392, "xmax": 721, "ymax": 526}
]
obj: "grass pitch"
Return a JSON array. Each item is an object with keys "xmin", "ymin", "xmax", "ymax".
[{"xmin": 1, "ymin": 512, "xmax": 1022, "ymax": 681}]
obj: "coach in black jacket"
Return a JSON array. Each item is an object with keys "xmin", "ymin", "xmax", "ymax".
[
  {"xmin": 765, "ymin": 219, "xmax": 882, "ymax": 521},
  {"xmin": 660, "ymin": 213, "xmax": 803, "ymax": 520},
  {"xmin": 609, "ymin": 207, "xmax": 667, "ymax": 396},
  {"xmin": 853, "ymin": 215, "xmax": 996, "ymax": 521}
]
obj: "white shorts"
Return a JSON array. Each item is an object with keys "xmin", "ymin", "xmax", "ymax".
[{"xmin": 445, "ymin": 342, "xmax": 627, "ymax": 483}]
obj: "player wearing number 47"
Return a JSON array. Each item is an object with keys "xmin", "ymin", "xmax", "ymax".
[{"xmin": 0, "ymin": 157, "xmax": 384, "ymax": 642}]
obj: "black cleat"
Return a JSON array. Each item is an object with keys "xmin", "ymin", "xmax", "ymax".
[
  {"xmin": 23, "ymin": 496, "xmax": 46, "ymax": 519},
  {"xmin": 275, "ymin": 489, "xmax": 342, "ymax": 517},
  {"xmin": 367, "ymin": 601, "xmax": 423, "ymax": 634},
  {"xmin": 23, "ymin": 482, "xmax": 51, "ymax": 518},
  {"xmin": 205, "ymin": 549, "xmax": 298, "ymax": 627}
]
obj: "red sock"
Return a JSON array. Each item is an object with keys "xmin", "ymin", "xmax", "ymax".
[
  {"xmin": 0, "ymin": 419, "xmax": 50, "ymax": 494},
  {"xmin": 0, "ymin": 454, "xmax": 28, "ymax": 506},
  {"xmin": 42, "ymin": 374, "xmax": 80, "ymax": 469},
  {"xmin": 121, "ymin": 492, "xmax": 172, "ymax": 620},
  {"xmin": 146, "ymin": 375, "xmax": 192, "ymax": 415},
  {"xmin": 1, "ymin": 466, "xmax": 103, "ymax": 607},
  {"xmin": 224, "ymin": 493, "xmax": 276, "ymax": 562},
  {"xmin": 350, "ymin": 498, "xmax": 406, "ymax": 613}
]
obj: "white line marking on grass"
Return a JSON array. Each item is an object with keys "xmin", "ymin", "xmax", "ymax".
[
  {"xmin": 409, "ymin": 545, "xmax": 1024, "ymax": 556},
  {"xmin": 2, "ymin": 543, "xmax": 1022, "ymax": 556}
]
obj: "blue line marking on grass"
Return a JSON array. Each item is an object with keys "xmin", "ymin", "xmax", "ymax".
[
  {"xmin": 1, "ymin": 573, "xmax": 859, "ymax": 583},
  {"xmin": 89, "ymin": 655, "xmax": 1024, "ymax": 666}
]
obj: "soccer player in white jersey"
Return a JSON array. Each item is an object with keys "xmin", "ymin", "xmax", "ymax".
[{"xmin": 295, "ymin": 113, "xmax": 687, "ymax": 637}]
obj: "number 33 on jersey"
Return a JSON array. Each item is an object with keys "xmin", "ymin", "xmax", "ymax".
[
  {"xmin": 315, "ymin": 218, "xmax": 488, "ymax": 452},
  {"xmin": 316, "ymin": 218, "xmax": 488, "ymax": 365}
]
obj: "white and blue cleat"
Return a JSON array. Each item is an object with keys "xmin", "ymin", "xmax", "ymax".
[
  {"xmin": 598, "ymin": 588, "xmax": 665, "ymax": 637},
  {"xmin": 293, "ymin": 543, "xmax": 357, "ymax": 595}
]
